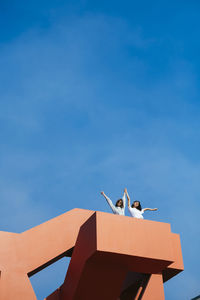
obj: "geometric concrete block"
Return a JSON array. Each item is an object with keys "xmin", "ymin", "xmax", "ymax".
[{"xmin": 0, "ymin": 209, "xmax": 184, "ymax": 300}]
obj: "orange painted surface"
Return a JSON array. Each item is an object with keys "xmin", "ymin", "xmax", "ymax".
[
  {"xmin": 0, "ymin": 209, "xmax": 184, "ymax": 300},
  {"xmin": 162, "ymin": 233, "xmax": 184, "ymax": 282},
  {"xmin": 0, "ymin": 209, "xmax": 94, "ymax": 300},
  {"xmin": 138, "ymin": 273, "xmax": 165, "ymax": 300}
]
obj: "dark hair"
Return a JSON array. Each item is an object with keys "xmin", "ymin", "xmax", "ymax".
[
  {"xmin": 115, "ymin": 198, "xmax": 124, "ymax": 208},
  {"xmin": 131, "ymin": 200, "xmax": 142, "ymax": 211}
]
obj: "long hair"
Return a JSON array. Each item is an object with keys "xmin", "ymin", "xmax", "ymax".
[
  {"xmin": 115, "ymin": 198, "xmax": 124, "ymax": 208},
  {"xmin": 131, "ymin": 200, "xmax": 142, "ymax": 211}
]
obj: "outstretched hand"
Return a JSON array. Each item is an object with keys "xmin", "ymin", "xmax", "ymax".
[
  {"xmin": 101, "ymin": 191, "xmax": 105, "ymax": 196},
  {"xmin": 124, "ymin": 188, "xmax": 127, "ymax": 194}
]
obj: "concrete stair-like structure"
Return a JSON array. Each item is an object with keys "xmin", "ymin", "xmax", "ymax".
[{"xmin": 0, "ymin": 209, "xmax": 184, "ymax": 300}]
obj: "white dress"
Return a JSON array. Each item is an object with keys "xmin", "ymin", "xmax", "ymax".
[
  {"xmin": 105, "ymin": 193, "xmax": 126, "ymax": 215},
  {"xmin": 128, "ymin": 207, "xmax": 144, "ymax": 219}
]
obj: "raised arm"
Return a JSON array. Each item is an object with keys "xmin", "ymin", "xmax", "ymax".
[
  {"xmin": 124, "ymin": 188, "xmax": 131, "ymax": 207},
  {"xmin": 101, "ymin": 191, "xmax": 111, "ymax": 202},
  {"xmin": 143, "ymin": 208, "xmax": 158, "ymax": 212},
  {"xmin": 122, "ymin": 189, "xmax": 126, "ymax": 210},
  {"xmin": 101, "ymin": 191, "xmax": 116, "ymax": 213}
]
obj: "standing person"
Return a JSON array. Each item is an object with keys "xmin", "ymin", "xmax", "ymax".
[
  {"xmin": 101, "ymin": 190, "xmax": 126, "ymax": 215},
  {"xmin": 125, "ymin": 188, "xmax": 157, "ymax": 219}
]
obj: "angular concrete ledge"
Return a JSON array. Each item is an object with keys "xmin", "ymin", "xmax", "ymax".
[{"xmin": 0, "ymin": 209, "xmax": 184, "ymax": 300}]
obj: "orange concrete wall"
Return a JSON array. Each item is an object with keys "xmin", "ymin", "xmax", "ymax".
[
  {"xmin": 0, "ymin": 209, "xmax": 184, "ymax": 300},
  {"xmin": 0, "ymin": 209, "xmax": 94, "ymax": 300}
]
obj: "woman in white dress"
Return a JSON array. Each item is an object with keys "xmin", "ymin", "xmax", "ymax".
[
  {"xmin": 125, "ymin": 188, "xmax": 157, "ymax": 219},
  {"xmin": 101, "ymin": 190, "xmax": 126, "ymax": 215}
]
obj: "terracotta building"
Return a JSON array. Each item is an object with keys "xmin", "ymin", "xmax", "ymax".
[{"xmin": 0, "ymin": 209, "xmax": 184, "ymax": 300}]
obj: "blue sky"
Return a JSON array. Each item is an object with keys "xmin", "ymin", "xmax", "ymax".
[{"xmin": 0, "ymin": 1, "xmax": 200, "ymax": 299}]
